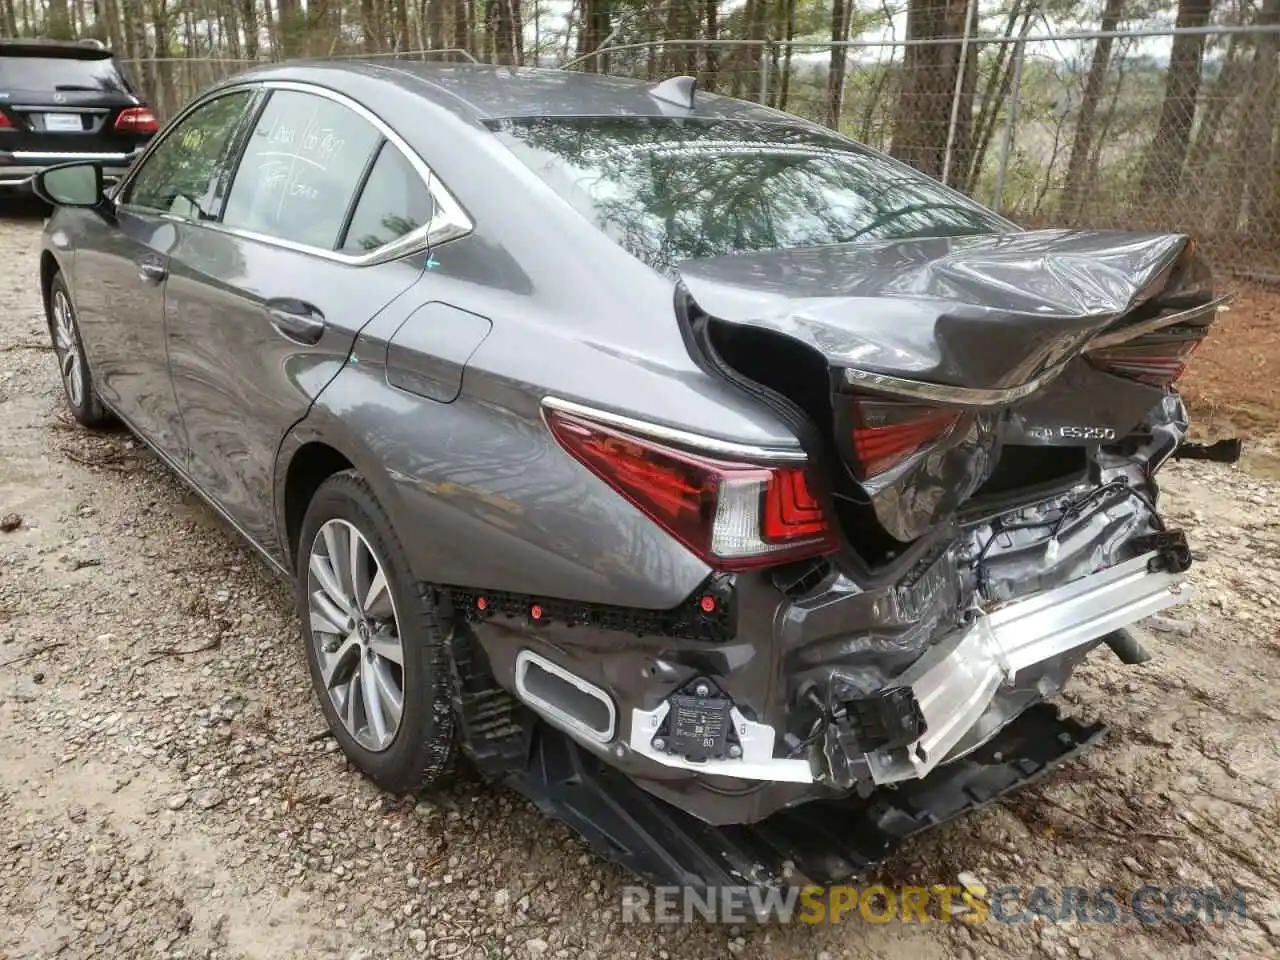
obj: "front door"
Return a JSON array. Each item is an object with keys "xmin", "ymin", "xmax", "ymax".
[{"xmin": 75, "ymin": 88, "xmax": 256, "ymax": 464}]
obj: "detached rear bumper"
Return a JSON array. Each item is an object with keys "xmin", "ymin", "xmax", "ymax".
[
  {"xmin": 866, "ymin": 549, "xmax": 1188, "ymax": 784},
  {"xmin": 622, "ymin": 548, "xmax": 1188, "ymax": 788}
]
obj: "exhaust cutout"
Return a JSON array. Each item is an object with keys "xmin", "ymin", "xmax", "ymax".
[{"xmin": 514, "ymin": 650, "xmax": 617, "ymax": 743}]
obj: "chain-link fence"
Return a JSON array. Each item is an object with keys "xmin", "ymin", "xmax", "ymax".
[{"xmin": 122, "ymin": 24, "xmax": 1280, "ymax": 281}]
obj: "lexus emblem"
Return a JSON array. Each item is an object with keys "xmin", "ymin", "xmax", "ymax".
[{"xmin": 52, "ymin": 92, "xmax": 65, "ymax": 103}]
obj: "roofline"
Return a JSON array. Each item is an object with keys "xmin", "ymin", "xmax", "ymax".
[{"xmin": 0, "ymin": 38, "xmax": 115, "ymax": 59}]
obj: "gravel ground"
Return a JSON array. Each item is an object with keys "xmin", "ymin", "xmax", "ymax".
[{"xmin": 2, "ymin": 210, "xmax": 1279, "ymax": 960}]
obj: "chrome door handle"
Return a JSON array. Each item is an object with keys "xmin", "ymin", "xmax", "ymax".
[
  {"xmin": 267, "ymin": 299, "xmax": 326, "ymax": 346},
  {"xmin": 137, "ymin": 259, "xmax": 167, "ymax": 284}
]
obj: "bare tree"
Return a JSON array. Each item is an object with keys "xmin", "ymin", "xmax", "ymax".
[
  {"xmin": 1060, "ymin": 0, "xmax": 1125, "ymax": 219},
  {"xmin": 1137, "ymin": 0, "xmax": 1212, "ymax": 199}
]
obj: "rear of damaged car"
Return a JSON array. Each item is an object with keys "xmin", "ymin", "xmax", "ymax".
[{"xmin": 420, "ymin": 111, "xmax": 1218, "ymax": 888}]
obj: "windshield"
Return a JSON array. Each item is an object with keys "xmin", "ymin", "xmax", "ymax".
[
  {"xmin": 491, "ymin": 116, "xmax": 1012, "ymax": 272},
  {"xmin": 0, "ymin": 55, "xmax": 131, "ymax": 93}
]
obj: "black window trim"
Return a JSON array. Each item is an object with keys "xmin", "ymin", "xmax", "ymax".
[{"xmin": 334, "ymin": 136, "xmax": 389, "ymax": 253}]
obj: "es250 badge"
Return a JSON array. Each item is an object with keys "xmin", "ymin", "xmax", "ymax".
[{"xmin": 1028, "ymin": 425, "xmax": 1117, "ymax": 441}]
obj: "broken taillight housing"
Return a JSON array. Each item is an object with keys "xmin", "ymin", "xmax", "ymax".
[
  {"xmin": 1088, "ymin": 327, "xmax": 1206, "ymax": 388},
  {"xmin": 848, "ymin": 399, "xmax": 962, "ymax": 479},
  {"xmin": 545, "ymin": 409, "xmax": 839, "ymax": 571}
]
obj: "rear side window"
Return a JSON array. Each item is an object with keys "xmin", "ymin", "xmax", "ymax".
[
  {"xmin": 340, "ymin": 142, "xmax": 435, "ymax": 253},
  {"xmin": 492, "ymin": 116, "xmax": 1011, "ymax": 272},
  {"xmin": 124, "ymin": 91, "xmax": 253, "ymax": 218},
  {"xmin": 0, "ymin": 55, "xmax": 130, "ymax": 93},
  {"xmin": 222, "ymin": 90, "xmax": 381, "ymax": 250}
]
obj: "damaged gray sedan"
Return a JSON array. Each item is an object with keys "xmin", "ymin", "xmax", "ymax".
[{"xmin": 34, "ymin": 63, "xmax": 1220, "ymax": 889}]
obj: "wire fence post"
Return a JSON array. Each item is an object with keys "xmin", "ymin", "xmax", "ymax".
[
  {"xmin": 759, "ymin": 42, "xmax": 773, "ymax": 105},
  {"xmin": 941, "ymin": 0, "xmax": 980, "ymax": 188},
  {"xmin": 992, "ymin": 28, "xmax": 1029, "ymax": 214}
]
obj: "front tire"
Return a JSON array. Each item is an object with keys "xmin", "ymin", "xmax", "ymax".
[
  {"xmin": 296, "ymin": 471, "xmax": 456, "ymax": 793},
  {"xmin": 47, "ymin": 273, "xmax": 110, "ymax": 428}
]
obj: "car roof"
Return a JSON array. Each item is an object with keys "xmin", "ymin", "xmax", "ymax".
[
  {"xmin": 226, "ymin": 61, "xmax": 800, "ymax": 126},
  {"xmin": 0, "ymin": 38, "xmax": 115, "ymax": 60}
]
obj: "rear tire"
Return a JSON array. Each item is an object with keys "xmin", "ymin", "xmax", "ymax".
[
  {"xmin": 47, "ymin": 272, "xmax": 111, "ymax": 428},
  {"xmin": 296, "ymin": 470, "xmax": 456, "ymax": 793}
]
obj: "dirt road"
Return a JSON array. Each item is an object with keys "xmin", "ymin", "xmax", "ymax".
[{"xmin": 2, "ymin": 212, "xmax": 1277, "ymax": 960}]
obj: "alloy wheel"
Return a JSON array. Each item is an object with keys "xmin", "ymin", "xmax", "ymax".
[
  {"xmin": 306, "ymin": 519, "xmax": 405, "ymax": 752},
  {"xmin": 51, "ymin": 290, "xmax": 84, "ymax": 409}
]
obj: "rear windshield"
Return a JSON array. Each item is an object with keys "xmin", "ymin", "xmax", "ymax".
[
  {"xmin": 491, "ymin": 116, "xmax": 1011, "ymax": 272},
  {"xmin": 0, "ymin": 55, "xmax": 131, "ymax": 93}
]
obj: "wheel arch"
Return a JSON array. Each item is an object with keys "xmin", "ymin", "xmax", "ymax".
[
  {"xmin": 275, "ymin": 412, "xmax": 412, "ymax": 576},
  {"xmin": 39, "ymin": 250, "xmax": 63, "ymax": 321}
]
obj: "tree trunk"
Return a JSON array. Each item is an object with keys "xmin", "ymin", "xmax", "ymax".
[
  {"xmin": 1137, "ymin": 0, "xmax": 1212, "ymax": 199},
  {"xmin": 825, "ymin": 0, "xmax": 851, "ymax": 128},
  {"xmin": 778, "ymin": 0, "xmax": 796, "ymax": 111},
  {"xmin": 276, "ymin": 0, "xmax": 305, "ymax": 56},
  {"xmin": 889, "ymin": 0, "xmax": 974, "ymax": 179},
  {"xmin": 1060, "ymin": 0, "xmax": 1125, "ymax": 219},
  {"xmin": 424, "ymin": 0, "xmax": 442, "ymax": 48},
  {"xmin": 391, "ymin": 0, "xmax": 411, "ymax": 51},
  {"xmin": 964, "ymin": 2, "xmax": 1029, "ymax": 194},
  {"xmin": 1248, "ymin": 0, "xmax": 1280, "ymax": 238},
  {"xmin": 448, "ymin": 0, "xmax": 465, "ymax": 55},
  {"xmin": 486, "ymin": 0, "xmax": 517, "ymax": 64},
  {"xmin": 703, "ymin": 0, "xmax": 719, "ymax": 92},
  {"xmin": 46, "ymin": 0, "xmax": 72, "ymax": 38},
  {"xmin": 150, "ymin": 0, "xmax": 175, "ymax": 118},
  {"xmin": 240, "ymin": 0, "xmax": 260, "ymax": 59}
]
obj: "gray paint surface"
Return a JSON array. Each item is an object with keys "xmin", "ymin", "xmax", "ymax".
[{"xmin": 39, "ymin": 62, "xmax": 1203, "ymax": 825}]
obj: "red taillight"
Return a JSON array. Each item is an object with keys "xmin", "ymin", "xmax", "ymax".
[
  {"xmin": 114, "ymin": 107, "xmax": 159, "ymax": 134},
  {"xmin": 0, "ymin": 112, "xmax": 12, "ymax": 130},
  {"xmin": 545, "ymin": 409, "xmax": 838, "ymax": 571},
  {"xmin": 849, "ymin": 400, "xmax": 961, "ymax": 479},
  {"xmin": 1088, "ymin": 332, "xmax": 1205, "ymax": 387}
]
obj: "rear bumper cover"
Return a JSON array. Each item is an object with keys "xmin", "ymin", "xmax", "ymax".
[
  {"xmin": 621, "ymin": 549, "xmax": 1187, "ymax": 787},
  {"xmin": 866, "ymin": 549, "xmax": 1186, "ymax": 783}
]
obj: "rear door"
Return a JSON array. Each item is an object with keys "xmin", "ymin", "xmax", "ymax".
[
  {"xmin": 164, "ymin": 85, "xmax": 437, "ymax": 555},
  {"xmin": 0, "ymin": 44, "xmax": 151, "ymax": 160}
]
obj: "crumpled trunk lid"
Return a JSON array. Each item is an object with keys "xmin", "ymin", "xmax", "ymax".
[{"xmin": 676, "ymin": 228, "xmax": 1219, "ymax": 550}]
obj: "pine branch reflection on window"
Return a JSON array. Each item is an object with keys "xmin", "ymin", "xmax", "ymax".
[
  {"xmin": 493, "ymin": 117, "xmax": 1011, "ymax": 273},
  {"xmin": 351, "ymin": 214, "xmax": 422, "ymax": 252}
]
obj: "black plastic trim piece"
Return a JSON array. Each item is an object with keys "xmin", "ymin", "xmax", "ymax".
[
  {"xmin": 443, "ymin": 572, "xmax": 738, "ymax": 643},
  {"xmin": 1133, "ymin": 528, "xmax": 1192, "ymax": 574},
  {"xmin": 490, "ymin": 704, "xmax": 1105, "ymax": 891},
  {"xmin": 1171, "ymin": 438, "xmax": 1243, "ymax": 463}
]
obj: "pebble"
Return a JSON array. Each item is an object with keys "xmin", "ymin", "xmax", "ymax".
[
  {"xmin": 957, "ymin": 871, "xmax": 984, "ymax": 894},
  {"xmin": 165, "ymin": 793, "xmax": 189, "ymax": 811},
  {"xmin": 192, "ymin": 788, "xmax": 225, "ymax": 810}
]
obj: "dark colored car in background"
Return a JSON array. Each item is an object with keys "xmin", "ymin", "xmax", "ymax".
[
  {"xmin": 31, "ymin": 62, "xmax": 1221, "ymax": 892},
  {"xmin": 0, "ymin": 38, "xmax": 156, "ymax": 194}
]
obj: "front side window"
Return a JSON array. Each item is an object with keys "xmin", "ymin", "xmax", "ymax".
[
  {"xmin": 340, "ymin": 142, "xmax": 435, "ymax": 253},
  {"xmin": 491, "ymin": 117, "xmax": 1012, "ymax": 273},
  {"xmin": 123, "ymin": 90, "xmax": 253, "ymax": 218},
  {"xmin": 222, "ymin": 90, "xmax": 381, "ymax": 250}
]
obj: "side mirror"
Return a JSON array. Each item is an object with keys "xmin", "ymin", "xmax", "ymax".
[{"xmin": 32, "ymin": 162, "xmax": 105, "ymax": 208}]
